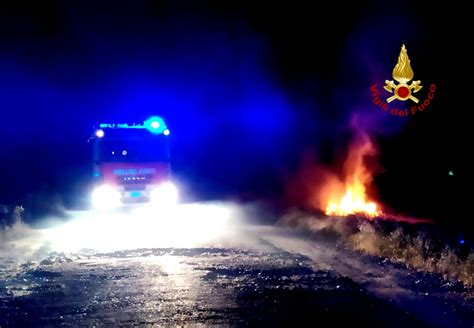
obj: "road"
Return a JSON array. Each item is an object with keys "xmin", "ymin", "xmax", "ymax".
[{"xmin": 0, "ymin": 202, "xmax": 473, "ymax": 327}]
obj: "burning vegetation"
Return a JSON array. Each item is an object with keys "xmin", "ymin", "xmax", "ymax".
[
  {"xmin": 286, "ymin": 125, "xmax": 381, "ymax": 219},
  {"xmin": 323, "ymin": 131, "xmax": 379, "ymax": 217}
]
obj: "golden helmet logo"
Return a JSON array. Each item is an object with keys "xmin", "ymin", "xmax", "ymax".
[
  {"xmin": 384, "ymin": 45, "xmax": 422, "ymax": 103},
  {"xmin": 370, "ymin": 44, "xmax": 436, "ymax": 117}
]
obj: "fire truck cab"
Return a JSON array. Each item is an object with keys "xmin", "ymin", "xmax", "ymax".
[{"xmin": 90, "ymin": 116, "xmax": 178, "ymax": 210}]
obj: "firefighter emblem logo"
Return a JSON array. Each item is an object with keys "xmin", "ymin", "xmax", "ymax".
[{"xmin": 383, "ymin": 44, "xmax": 422, "ymax": 103}]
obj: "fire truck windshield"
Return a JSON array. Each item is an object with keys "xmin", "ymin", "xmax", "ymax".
[{"xmin": 98, "ymin": 136, "xmax": 169, "ymax": 163}]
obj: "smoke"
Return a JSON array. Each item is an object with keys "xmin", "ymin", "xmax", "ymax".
[
  {"xmin": 279, "ymin": 210, "xmax": 473, "ymax": 289},
  {"xmin": 0, "ymin": 2, "xmax": 297, "ymax": 203},
  {"xmin": 0, "ymin": 201, "xmax": 268, "ymax": 266},
  {"xmin": 0, "ymin": 206, "xmax": 51, "ymax": 268}
]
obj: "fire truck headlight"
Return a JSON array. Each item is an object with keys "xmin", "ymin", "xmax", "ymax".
[
  {"xmin": 95, "ymin": 129, "xmax": 105, "ymax": 138},
  {"xmin": 92, "ymin": 185, "xmax": 121, "ymax": 210},
  {"xmin": 150, "ymin": 182, "xmax": 178, "ymax": 205}
]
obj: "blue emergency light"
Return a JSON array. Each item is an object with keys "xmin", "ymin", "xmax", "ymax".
[
  {"xmin": 144, "ymin": 116, "xmax": 167, "ymax": 134},
  {"xmin": 98, "ymin": 116, "xmax": 169, "ymax": 135}
]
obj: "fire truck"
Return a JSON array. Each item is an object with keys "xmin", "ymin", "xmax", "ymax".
[{"xmin": 90, "ymin": 116, "xmax": 178, "ymax": 209}]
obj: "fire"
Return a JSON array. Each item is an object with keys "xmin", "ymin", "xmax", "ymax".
[
  {"xmin": 326, "ymin": 190, "xmax": 378, "ymax": 217},
  {"xmin": 323, "ymin": 131, "xmax": 380, "ymax": 217},
  {"xmin": 285, "ymin": 121, "xmax": 383, "ymax": 219}
]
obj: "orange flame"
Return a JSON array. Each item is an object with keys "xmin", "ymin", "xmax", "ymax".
[
  {"xmin": 285, "ymin": 124, "xmax": 383, "ymax": 219},
  {"xmin": 322, "ymin": 133, "xmax": 380, "ymax": 217}
]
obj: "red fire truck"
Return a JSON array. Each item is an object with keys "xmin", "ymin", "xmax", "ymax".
[{"xmin": 90, "ymin": 116, "xmax": 178, "ymax": 209}]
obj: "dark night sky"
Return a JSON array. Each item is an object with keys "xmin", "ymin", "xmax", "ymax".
[{"xmin": 0, "ymin": 1, "xmax": 470, "ymax": 227}]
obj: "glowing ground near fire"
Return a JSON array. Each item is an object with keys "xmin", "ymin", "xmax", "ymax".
[{"xmin": 0, "ymin": 202, "xmax": 473, "ymax": 326}]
